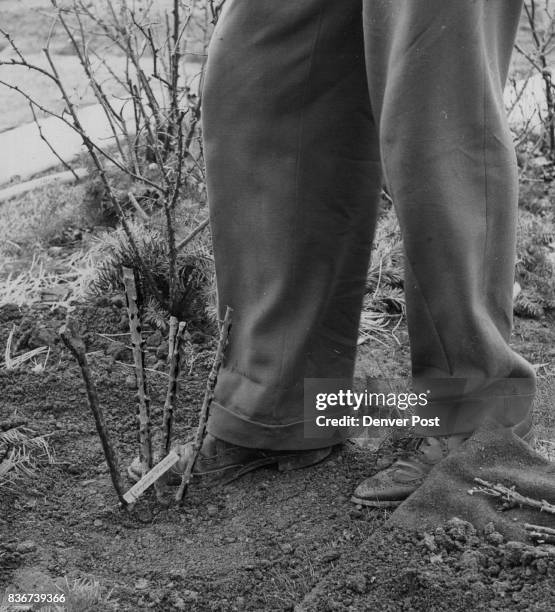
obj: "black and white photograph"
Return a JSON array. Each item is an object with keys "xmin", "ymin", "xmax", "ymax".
[{"xmin": 0, "ymin": 1, "xmax": 554, "ymax": 610}]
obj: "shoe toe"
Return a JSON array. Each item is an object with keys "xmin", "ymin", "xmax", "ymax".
[{"xmin": 353, "ymin": 466, "xmax": 422, "ymax": 502}]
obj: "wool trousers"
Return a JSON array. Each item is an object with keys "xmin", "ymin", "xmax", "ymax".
[{"xmin": 201, "ymin": 0, "xmax": 536, "ymax": 450}]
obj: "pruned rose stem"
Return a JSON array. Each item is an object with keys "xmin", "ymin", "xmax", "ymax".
[
  {"xmin": 122, "ymin": 266, "xmax": 152, "ymax": 475},
  {"xmin": 161, "ymin": 318, "xmax": 187, "ymax": 457},
  {"xmin": 59, "ymin": 318, "xmax": 127, "ymax": 507},
  {"xmin": 175, "ymin": 306, "xmax": 232, "ymax": 503}
]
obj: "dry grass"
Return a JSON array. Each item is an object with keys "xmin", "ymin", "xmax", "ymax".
[
  {"xmin": 2, "ymin": 325, "xmax": 50, "ymax": 370},
  {"xmin": 0, "ymin": 181, "xmax": 91, "ymax": 254},
  {"xmin": 533, "ymin": 375, "xmax": 555, "ymax": 462},
  {"xmin": 0, "ymin": 175, "xmax": 103, "ymax": 309},
  {"xmin": 1, "ymin": 574, "xmax": 117, "ymax": 612},
  {"xmin": 0, "ymin": 426, "xmax": 55, "ymax": 491},
  {"xmin": 358, "ymin": 205, "xmax": 405, "ymax": 344},
  {"xmin": 0, "ymin": 250, "xmax": 97, "ymax": 309},
  {"xmin": 50, "ymin": 576, "xmax": 117, "ymax": 612}
]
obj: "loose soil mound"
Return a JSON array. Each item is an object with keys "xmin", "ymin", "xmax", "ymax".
[
  {"xmin": 298, "ymin": 518, "xmax": 555, "ymax": 612},
  {"xmin": 0, "ymin": 300, "xmax": 554, "ymax": 611}
]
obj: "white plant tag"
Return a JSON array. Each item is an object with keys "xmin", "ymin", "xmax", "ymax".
[{"xmin": 123, "ymin": 450, "xmax": 180, "ymax": 504}]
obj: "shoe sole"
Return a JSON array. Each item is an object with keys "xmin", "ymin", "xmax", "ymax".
[
  {"xmin": 220, "ymin": 446, "xmax": 334, "ymax": 484},
  {"xmin": 350, "ymin": 495, "xmax": 404, "ymax": 508},
  {"xmin": 127, "ymin": 446, "xmax": 334, "ymax": 486}
]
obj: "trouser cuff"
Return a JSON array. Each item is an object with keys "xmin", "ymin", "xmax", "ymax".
[
  {"xmin": 412, "ymin": 378, "xmax": 535, "ymax": 436},
  {"xmin": 206, "ymin": 367, "xmax": 348, "ymax": 451}
]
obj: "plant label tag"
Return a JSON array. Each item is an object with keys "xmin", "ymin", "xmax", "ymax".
[{"xmin": 123, "ymin": 450, "xmax": 180, "ymax": 504}]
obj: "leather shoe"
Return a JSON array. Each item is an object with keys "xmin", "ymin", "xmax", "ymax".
[
  {"xmin": 128, "ymin": 434, "xmax": 333, "ymax": 485},
  {"xmin": 351, "ymin": 434, "xmax": 468, "ymax": 508}
]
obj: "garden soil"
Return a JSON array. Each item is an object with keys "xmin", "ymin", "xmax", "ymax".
[{"xmin": 0, "ymin": 299, "xmax": 554, "ymax": 611}]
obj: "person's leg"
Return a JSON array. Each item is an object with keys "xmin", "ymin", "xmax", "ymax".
[
  {"xmin": 202, "ymin": 0, "xmax": 382, "ymax": 451},
  {"xmin": 353, "ymin": 0, "xmax": 535, "ymax": 506},
  {"xmin": 364, "ymin": 0, "xmax": 535, "ymax": 435}
]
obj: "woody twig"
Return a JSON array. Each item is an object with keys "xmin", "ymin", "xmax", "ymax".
[
  {"xmin": 525, "ymin": 523, "xmax": 555, "ymax": 544},
  {"xmin": 175, "ymin": 306, "xmax": 232, "ymax": 503},
  {"xmin": 469, "ymin": 477, "xmax": 555, "ymax": 515},
  {"xmin": 160, "ymin": 317, "xmax": 187, "ymax": 457},
  {"xmin": 122, "ymin": 266, "xmax": 152, "ymax": 476},
  {"xmin": 59, "ymin": 318, "xmax": 127, "ymax": 507}
]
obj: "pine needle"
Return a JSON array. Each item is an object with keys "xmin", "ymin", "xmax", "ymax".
[
  {"xmin": 0, "ymin": 427, "xmax": 54, "ymax": 489},
  {"xmin": 1, "ymin": 325, "xmax": 49, "ymax": 370}
]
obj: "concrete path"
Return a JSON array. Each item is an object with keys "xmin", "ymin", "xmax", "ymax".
[{"xmin": 0, "ymin": 101, "xmax": 135, "ymax": 185}]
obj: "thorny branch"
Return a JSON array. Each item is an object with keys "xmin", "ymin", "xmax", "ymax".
[
  {"xmin": 175, "ymin": 306, "xmax": 232, "ymax": 503},
  {"xmin": 469, "ymin": 477, "xmax": 555, "ymax": 515},
  {"xmin": 59, "ymin": 319, "xmax": 127, "ymax": 507}
]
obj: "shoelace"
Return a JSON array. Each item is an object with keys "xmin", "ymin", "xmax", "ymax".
[{"xmin": 397, "ymin": 437, "xmax": 449, "ymax": 467}]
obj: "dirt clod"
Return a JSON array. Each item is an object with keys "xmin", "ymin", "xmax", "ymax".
[
  {"xmin": 105, "ymin": 340, "xmax": 131, "ymax": 361},
  {"xmin": 27, "ymin": 325, "xmax": 57, "ymax": 348},
  {"xmin": 124, "ymin": 374, "xmax": 136, "ymax": 389},
  {"xmin": 15, "ymin": 541, "xmax": 37, "ymax": 554},
  {"xmin": 345, "ymin": 573, "xmax": 367, "ymax": 594}
]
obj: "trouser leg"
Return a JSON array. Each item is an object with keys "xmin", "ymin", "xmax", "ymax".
[
  {"xmin": 362, "ymin": 0, "xmax": 535, "ymax": 435},
  {"xmin": 202, "ymin": 0, "xmax": 382, "ymax": 449}
]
